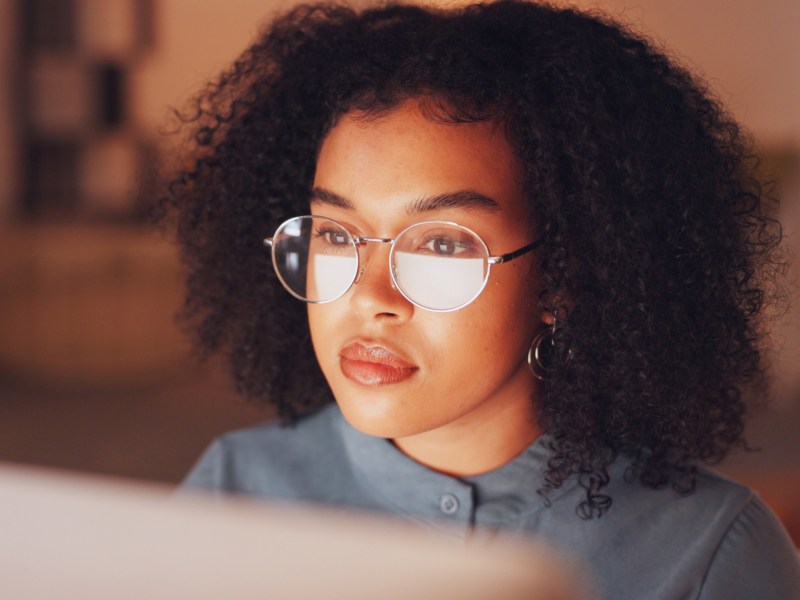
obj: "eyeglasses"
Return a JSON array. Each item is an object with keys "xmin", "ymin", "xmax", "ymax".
[{"xmin": 263, "ymin": 215, "xmax": 540, "ymax": 312}]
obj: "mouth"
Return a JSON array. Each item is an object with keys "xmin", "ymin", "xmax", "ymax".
[{"xmin": 339, "ymin": 342, "xmax": 418, "ymax": 386}]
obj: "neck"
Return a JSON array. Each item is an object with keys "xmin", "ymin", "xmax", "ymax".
[{"xmin": 392, "ymin": 364, "xmax": 541, "ymax": 477}]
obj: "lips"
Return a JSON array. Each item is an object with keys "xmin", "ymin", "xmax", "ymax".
[{"xmin": 339, "ymin": 342, "xmax": 418, "ymax": 386}]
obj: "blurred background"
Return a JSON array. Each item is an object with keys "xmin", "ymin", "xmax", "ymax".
[{"xmin": 0, "ymin": 0, "xmax": 797, "ymax": 544}]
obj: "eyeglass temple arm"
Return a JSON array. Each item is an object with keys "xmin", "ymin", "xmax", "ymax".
[
  {"xmin": 264, "ymin": 238, "xmax": 273, "ymax": 248},
  {"xmin": 488, "ymin": 238, "xmax": 542, "ymax": 265}
]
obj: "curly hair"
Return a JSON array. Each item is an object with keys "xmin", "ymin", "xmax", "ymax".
[{"xmin": 159, "ymin": 1, "xmax": 782, "ymax": 517}]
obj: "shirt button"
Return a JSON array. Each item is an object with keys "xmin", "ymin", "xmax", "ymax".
[{"xmin": 439, "ymin": 493, "xmax": 459, "ymax": 515}]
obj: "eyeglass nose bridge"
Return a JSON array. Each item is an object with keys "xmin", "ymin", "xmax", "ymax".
[{"xmin": 351, "ymin": 235, "xmax": 394, "ymax": 284}]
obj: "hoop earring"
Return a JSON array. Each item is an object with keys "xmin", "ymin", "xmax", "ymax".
[
  {"xmin": 528, "ymin": 316, "xmax": 571, "ymax": 380},
  {"xmin": 527, "ymin": 327, "xmax": 554, "ymax": 381}
]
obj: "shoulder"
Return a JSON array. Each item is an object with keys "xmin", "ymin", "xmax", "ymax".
[
  {"xmin": 610, "ymin": 467, "xmax": 756, "ymax": 533},
  {"xmin": 214, "ymin": 402, "xmax": 341, "ymax": 460},
  {"xmin": 181, "ymin": 403, "xmax": 349, "ymax": 499},
  {"xmin": 538, "ymin": 466, "xmax": 800, "ymax": 600},
  {"xmin": 692, "ymin": 474, "xmax": 800, "ymax": 600}
]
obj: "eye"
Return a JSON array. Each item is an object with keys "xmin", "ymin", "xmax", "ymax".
[
  {"xmin": 314, "ymin": 226, "xmax": 351, "ymax": 246},
  {"xmin": 420, "ymin": 235, "xmax": 471, "ymax": 256}
]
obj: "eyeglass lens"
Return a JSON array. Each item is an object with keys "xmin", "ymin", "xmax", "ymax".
[{"xmin": 270, "ymin": 216, "xmax": 490, "ymax": 311}]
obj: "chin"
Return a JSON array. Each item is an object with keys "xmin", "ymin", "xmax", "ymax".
[{"xmin": 333, "ymin": 392, "xmax": 423, "ymax": 440}]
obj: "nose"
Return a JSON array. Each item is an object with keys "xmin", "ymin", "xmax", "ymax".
[{"xmin": 348, "ymin": 242, "xmax": 414, "ymax": 321}]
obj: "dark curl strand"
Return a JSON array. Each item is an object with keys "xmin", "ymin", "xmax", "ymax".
[{"xmin": 158, "ymin": 1, "xmax": 783, "ymax": 517}]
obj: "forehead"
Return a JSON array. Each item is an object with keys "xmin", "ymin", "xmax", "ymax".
[{"xmin": 312, "ymin": 102, "xmax": 529, "ymax": 225}]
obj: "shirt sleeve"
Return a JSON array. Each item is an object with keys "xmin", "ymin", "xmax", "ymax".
[{"xmin": 697, "ymin": 495, "xmax": 800, "ymax": 600}]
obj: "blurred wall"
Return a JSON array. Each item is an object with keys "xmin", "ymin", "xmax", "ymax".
[
  {"xmin": 0, "ymin": 0, "xmax": 18, "ymax": 219},
  {"xmin": 133, "ymin": 0, "xmax": 295, "ymax": 135}
]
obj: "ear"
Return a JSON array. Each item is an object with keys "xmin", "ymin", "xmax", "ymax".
[{"xmin": 540, "ymin": 295, "xmax": 571, "ymax": 327}]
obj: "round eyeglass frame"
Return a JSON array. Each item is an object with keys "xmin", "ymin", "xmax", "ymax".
[{"xmin": 263, "ymin": 215, "xmax": 541, "ymax": 313}]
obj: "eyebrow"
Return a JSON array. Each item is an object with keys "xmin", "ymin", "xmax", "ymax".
[{"xmin": 310, "ymin": 187, "xmax": 501, "ymax": 214}]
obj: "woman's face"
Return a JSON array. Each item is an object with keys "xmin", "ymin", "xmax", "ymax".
[{"xmin": 308, "ymin": 101, "xmax": 546, "ymax": 465}]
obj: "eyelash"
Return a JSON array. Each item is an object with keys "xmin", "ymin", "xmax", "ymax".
[{"xmin": 313, "ymin": 227, "xmax": 352, "ymax": 246}]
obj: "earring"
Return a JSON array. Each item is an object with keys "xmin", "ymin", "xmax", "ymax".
[
  {"xmin": 528, "ymin": 316, "xmax": 571, "ymax": 380},
  {"xmin": 528, "ymin": 327, "xmax": 555, "ymax": 381}
]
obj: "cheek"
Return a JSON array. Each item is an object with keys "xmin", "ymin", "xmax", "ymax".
[
  {"xmin": 307, "ymin": 305, "xmax": 338, "ymax": 369},
  {"xmin": 475, "ymin": 272, "xmax": 540, "ymax": 354},
  {"xmin": 425, "ymin": 295, "xmax": 533, "ymax": 380}
]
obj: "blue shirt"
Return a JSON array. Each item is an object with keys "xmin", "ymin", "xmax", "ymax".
[{"xmin": 184, "ymin": 403, "xmax": 800, "ymax": 600}]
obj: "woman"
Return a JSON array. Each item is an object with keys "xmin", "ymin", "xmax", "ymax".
[{"xmin": 164, "ymin": 2, "xmax": 800, "ymax": 598}]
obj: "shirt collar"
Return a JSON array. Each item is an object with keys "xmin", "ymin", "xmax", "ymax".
[{"xmin": 334, "ymin": 405, "xmax": 555, "ymax": 535}]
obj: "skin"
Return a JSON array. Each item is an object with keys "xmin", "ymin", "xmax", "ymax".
[{"xmin": 308, "ymin": 100, "xmax": 550, "ymax": 477}]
